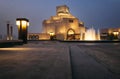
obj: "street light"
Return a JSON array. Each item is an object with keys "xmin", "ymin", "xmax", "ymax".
[{"xmin": 16, "ymin": 18, "xmax": 29, "ymax": 43}]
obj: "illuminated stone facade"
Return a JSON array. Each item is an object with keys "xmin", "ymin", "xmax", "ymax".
[
  {"xmin": 42, "ymin": 5, "xmax": 85, "ymax": 40},
  {"xmin": 100, "ymin": 28, "xmax": 120, "ymax": 40}
]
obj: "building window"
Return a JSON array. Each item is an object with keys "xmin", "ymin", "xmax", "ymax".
[{"xmin": 69, "ymin": 20, "xmax": 73, "ymax": 23}]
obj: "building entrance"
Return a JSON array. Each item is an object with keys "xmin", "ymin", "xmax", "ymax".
[{"xmin": 67, "ymin": 29, "xmax": 75, "ymax": 40}]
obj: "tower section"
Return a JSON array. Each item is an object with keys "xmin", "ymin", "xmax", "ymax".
[{"xmin": 56, "ymin": 5, "xmax": 70, "ymax": 16}]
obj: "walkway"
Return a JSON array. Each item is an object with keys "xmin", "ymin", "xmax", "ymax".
[
  {"xmin": 0, "ymin": 41, "xmax": 72, "ymax": 79},
  {"xmin": 70, "ymin": 45, "xmax": 119, "ymax": 79}
]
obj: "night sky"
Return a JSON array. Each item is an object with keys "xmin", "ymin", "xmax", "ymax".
[{"xmin": 0, "ymin": 0, "xmax": 120, "ymax": 38}]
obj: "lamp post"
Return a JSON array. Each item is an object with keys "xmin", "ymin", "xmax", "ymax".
[
  {"xmin": 10, "ymin": 26, "xmax": 13, "ymax": 40},
  {"xmin": 16, "ymin": 18, "xmax": 29, "ymax": 43},
  {"xmin": 7, "ymin": 21, "xmax": 10, "ymax": 40}
]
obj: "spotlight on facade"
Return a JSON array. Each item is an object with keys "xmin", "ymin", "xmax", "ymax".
[
  {"xmin": 49, "ymin": 32, "xmax": 54, "ymax": 36},
  {"xmin": 49, "ymin": 32, "xmax": 54, "ymax": 40},
  {"xmin": 16, "ymin": 18, "xmax": 29, "ymax": 43},
  {"xmin": 113, "ymin": 31, "xmax": 119, "ymax": 36}
]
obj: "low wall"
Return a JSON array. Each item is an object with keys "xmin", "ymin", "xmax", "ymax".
[{"xmin": 0, "ymin": 40, "xmax": 23, "ymax": 48}]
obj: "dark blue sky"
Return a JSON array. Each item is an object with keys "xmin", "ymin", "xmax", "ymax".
[{"xmin": 0, "ymin": 0, "xmax": 120, "ymax": 37}]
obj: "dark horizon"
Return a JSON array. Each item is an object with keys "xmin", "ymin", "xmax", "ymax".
[{"xmin": 0, "ymin": 0, "xmax": 120, "ymax": 38}]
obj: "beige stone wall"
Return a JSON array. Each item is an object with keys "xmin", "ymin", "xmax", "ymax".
[
  {"xmin": 39, "ymin": 33, "xmax": 50, "ymax": 40},
  {"xmin": 56, "ymin": 34, "xmax": 65, "ymax": 40},
  {"xmin": 43, "ymin": 20, "xmax": 56, "ymax": 34}
]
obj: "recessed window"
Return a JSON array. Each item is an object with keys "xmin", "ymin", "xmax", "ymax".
[{"xmin": 69, "ymin": 20, "xmax": 73, "ymax": 23}]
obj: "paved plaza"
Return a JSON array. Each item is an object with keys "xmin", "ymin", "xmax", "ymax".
[
  {"xmin": 0, "ymin": 41, "xmax": 72, "ymax": 79},
  {"xmin": 70, "ymin": 45, "xmax": 120, "ymax": 79},
  {"xmin": 0, "ymin": 41, "xmax": 120, "ymax": 79}
]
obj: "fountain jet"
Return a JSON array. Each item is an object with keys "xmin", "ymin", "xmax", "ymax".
[{"xmin": 84, "ymin": 27, "xmax": 100, "ymax": 40}]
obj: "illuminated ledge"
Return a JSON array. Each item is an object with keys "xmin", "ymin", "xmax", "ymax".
[{"xmin": 59, "ymin": 40, "xmax": 120, "ymax": 43}]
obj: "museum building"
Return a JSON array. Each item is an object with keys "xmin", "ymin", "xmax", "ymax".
[{"xmin": 28, "ymin": 5, "xmax": 86, "ymax": 40}]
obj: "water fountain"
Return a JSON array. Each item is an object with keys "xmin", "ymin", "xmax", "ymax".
[{"xmin": 84, "ymin": 27, "xmax": 100, "ymax": 40}]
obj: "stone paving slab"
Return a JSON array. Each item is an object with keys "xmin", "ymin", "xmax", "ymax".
[
  {"xmin": 70, "ymin": 45, "xmax": 119, "ymax": 79},
  {"xmin": 0, "ymin": 42, "xmax": 72, "ymax": 79},
  {"xmin": 77, "ymin": 45, "xmax": 120, "ymax": 79}
]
